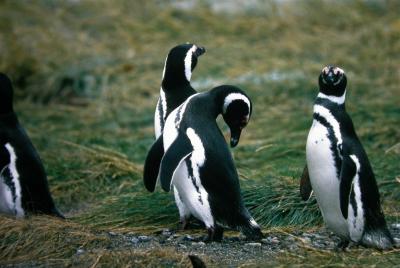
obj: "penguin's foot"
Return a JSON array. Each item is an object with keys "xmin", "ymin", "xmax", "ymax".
[
  {"xmin": 205, "ymin": 226, "xmax": 224, "ymax": 242},
  {"xmin": 180, "ymin": 219, "xmax": 190, "ymax": 230},
  {"xmin": 335, "ymin": 239, "xmax": 350, "ymax": 251}
]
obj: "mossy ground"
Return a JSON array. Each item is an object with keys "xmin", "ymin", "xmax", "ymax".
[{"xmin": 0, "ymin": 0, "xmax": 399, "ymax": 266}]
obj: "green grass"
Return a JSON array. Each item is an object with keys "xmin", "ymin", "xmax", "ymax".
[{"xmin": 0, "ymin": 0, "xmax": 399, "ymax": 266}]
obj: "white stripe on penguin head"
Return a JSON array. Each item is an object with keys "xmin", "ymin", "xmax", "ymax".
[
  {"xmin": 162, "ymin": 55, "xmax": 168, "ymax": 80},
  {"xmin": 5, "ymin": 143, "xmax": 24, "ymax": 217},
  {"xmin": 223, "ymin": 93, "xmax": 251, "ymax": 115},
  {"xmin": 184, "ymin": 45, "xmax": 197, "ymax": 82}
]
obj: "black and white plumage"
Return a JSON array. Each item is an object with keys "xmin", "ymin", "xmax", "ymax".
[
  {"xmin": 144, "ymin": 85, "xmax": 262, "ymax": 241},
  {"xmin": 0, "ymin": 73, "xmax": 63, "ymax": 218},
  {"xmin": 154, "ymin": 43, "xmax": 206, "ymax": 139},
  {"xmin": 301, "ymin": 66, "xmax": 394, "ymax": 249}
]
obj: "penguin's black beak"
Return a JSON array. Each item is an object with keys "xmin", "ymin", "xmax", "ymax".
[
  {"xmin": 194, "ymin": 46, "xmax": 206, "ymax": 57},
  {"xmin": 230, "ymin": 128, "xmax": 242, "ymax": 148}
]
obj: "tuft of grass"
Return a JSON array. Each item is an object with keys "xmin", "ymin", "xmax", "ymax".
[{"xmin": 244, "ymin": 177, "xmax": 321, "ymax": 227}]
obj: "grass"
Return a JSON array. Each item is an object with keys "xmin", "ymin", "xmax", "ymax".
[{"xmin": 0, "ymin": 0, "xmax": 399, "ymax": 266}]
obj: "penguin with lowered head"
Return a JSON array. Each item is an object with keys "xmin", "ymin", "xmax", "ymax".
[{"xmin": 144, "ymin": 85, "xmax": 263, "ymax": 241}]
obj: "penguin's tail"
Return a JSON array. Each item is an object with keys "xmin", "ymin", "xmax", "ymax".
[
  {"xmin": 50, "ymin": 206, "xmax": 66, "ymax": 219},
  {"xmin": 239, "ymin": 215, "xmax": 263, "ymax": 240},
  {"xmin": 361, "ymin": 226, "xmax": 394, "ymax": 250}
]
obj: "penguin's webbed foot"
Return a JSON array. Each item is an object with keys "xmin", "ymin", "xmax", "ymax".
[{"xmin": 335, "ymin": 239, "xmax": 350, "ymax": 251}]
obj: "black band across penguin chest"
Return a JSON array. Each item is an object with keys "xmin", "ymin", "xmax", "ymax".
[{"xmin": 312, "ymin": 112, "xmax": 342, "ymax": 178}]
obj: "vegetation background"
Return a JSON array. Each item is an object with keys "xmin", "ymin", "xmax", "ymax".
[{"xmin": 0, "ymin": 0, "xmax": 399, "ymax": 266}]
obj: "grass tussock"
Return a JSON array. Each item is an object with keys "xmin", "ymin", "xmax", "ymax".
[{"xmin": 0, "ymin": 0, "xmax": 399, "ymax": 266}]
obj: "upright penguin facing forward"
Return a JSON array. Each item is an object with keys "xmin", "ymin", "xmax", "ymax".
[
  {"xmin": 144, "ymin": 85, "xmax": 262, "ymax": 241},
  {"xmin": 302, "ymin": 66, "xmax": 394, "ymax": 249},
  {"xmin": 154, "ymin": 43, "xmax": 206, "ymax": 138},
  {"xmin": 0, "ymin": 73, "xmax": 63, "ymax": 218}
]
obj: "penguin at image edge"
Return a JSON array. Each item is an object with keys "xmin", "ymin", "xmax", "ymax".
[
  {"xmin": 301, "ymin": 66, "xmax": 394, "ymax": 249},
  {"xmin": 0, "ymin": 73, "xmax": 64, "ymax": 218},
  {"xmin": 144, "ymin": 85, "xmax": 263, "ymax": 241}
]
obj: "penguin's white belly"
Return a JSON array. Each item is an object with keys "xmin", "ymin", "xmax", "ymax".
[
  {"xmin": 306, "ymin": 121, "xmax": 348, "ymax": 238},
  {"xmin": 172, "ymin": 158, "xmax": 213, "ymax": 228}
]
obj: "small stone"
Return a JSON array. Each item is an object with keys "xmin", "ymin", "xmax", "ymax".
[
  {"xmin": 394, "ymin": 238, "xmax": 400, "ymax": 246},
  {"xmin": 192, "ymin": 241, "xmax": 206, "ymax": 247},
  {"xmin": 161, "ymin": 229, "xmax": 172, "ymax": 236},
  {"xmin": 179, "ymin": 244, "xmax": 187, "ymax": 249},
  {"xmin": 108, "ymin": 231, "xmax": 117, "ymax": 236},
  {"xmin": 245, "ymin": 242, "xmax": 262, "ymax": 247},
  {"xmin": 76, "ymin": 249, "xmax": 85, "ymax": 255},
  {"xmin": 271, "ymin": 237, "xmax": 279, "ymax": 244},
  {"xmin": 183, "ymin": 235, "xmax": 195, "ymax": 241},
  {"xmin": 131, "ymin": 237, "xmax": 139, "ymax": 244},
  {"xmin": 391, "ymin": 223, "xmax": 400, "ymax": 229},
  {"xmin": 138, "ymin": 235, "xmax": 150, "ymax": 242},
  {"xmin": 261, "ymin": 238, "xmax": 269, "ymax": 244}
]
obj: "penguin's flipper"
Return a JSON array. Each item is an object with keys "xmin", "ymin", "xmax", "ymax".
[
  {"xmin": 143, "ymin": 137, "xmax": 164, "ymax": 192},
  {"xmin": 159, "ymin": 133, "xmax": 192, "ymax": 192},
  {"xmin": 300, "ymin": 164, "xmax": 313, "ymax": 201},
  {"xmin": 339, "ymin": 155, "xmax": 357, "ymax": 219}
]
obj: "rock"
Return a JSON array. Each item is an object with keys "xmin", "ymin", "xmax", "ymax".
[
  {"xmin": 161, "ymin": 229, "xmax": 172, "ymax": 236},
  {"xmin": 183, "ymin": 235, "xmax": 195, "ymax": 241},
  {"xmin": 76, "ymin": 249, "xmax": 85, "ymax": 255},
  {"xmin": 261, "ymin": 238, "xmax": 269, "ymax": 244},
  {"xmin": 108, "ymin": 231, "xmax": 117, "ymax": 236},
  {"xmin": 138, "ymin": 236, "xmax": 150, "ymax": 242},
  {"xmin": 179, "ymin": 244, "xmax": 187, "ymax": 249},
  {"xmin": 391, "ymin": 223, "xmax": 400, "ymax": 229},
  {"xmin": 131, "ymin": 237, "xmax": 139, "ymax": 244},
  {"xmin": 192, "ymin": 241, "xmax": 206, "ymax": 247},
  {"xmin": 271, "ymin": 237, "xmax": 279, "ymax": 244},
  {"xmin": 245, "ymin": 242, "xmax": 262, "ymax": 247}
]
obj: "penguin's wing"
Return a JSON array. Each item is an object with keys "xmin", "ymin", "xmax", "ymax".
[
  {"xmin": 159, "ymin": 133, "xmax": 192, "ymax": 192},
  {"xmin": 339, "ymin": 154, "xmax": 357, "ymax": 219},
  {"xmin": 143, "ymin": 137, "xmax": 164, "ymax": 192},
  {"xmin": 300, "ymin": 164, "xmax": 313, "ymax": 201}
]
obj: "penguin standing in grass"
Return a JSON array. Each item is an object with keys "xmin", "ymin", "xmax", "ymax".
[
  {"xmin": 0, "ymin": 73, "xmax": 63, "ymax": 218},
  {"xmin": 302, "ymin": 66, "xmax": 394, "ymax": 249},
  {"xmin": 154, "ymin": 43, "xmax": 206, "ymax": 138},
  {"xmin": 144, "ymin": 85, "xmax": 262, "ymax": 241}
]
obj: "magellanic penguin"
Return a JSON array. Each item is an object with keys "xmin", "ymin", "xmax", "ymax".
[
  {"xmin": 302, "ymin": 66, "xmax": 394, "ymax": 249},
  {"xmin": 0, "ymin": 73, "xmax": 64, "ymax": 218},
  {"xmin": 144, "ymin": 85, "xmax": 263, "ymax": 241},
  {"xmin": 154, "ymin": 43, "xmax": 206, "ymax": 139}
]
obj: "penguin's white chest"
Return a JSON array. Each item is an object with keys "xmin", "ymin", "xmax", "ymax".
[{"xmin": 306, "ymin": 120, "xmax": 348, "ymax": 238}]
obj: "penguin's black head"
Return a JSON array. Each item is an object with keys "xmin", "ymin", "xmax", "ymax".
[
  {"xmin": 221, "ymin": 90, "xmax": 252, "ymax": 148},
  {"xmin": 163, "ymin": 43, "xmax": 206, "ymax": 85},
  {"xmin": 0, "ymin": 73, "xmax": 14, "ymax": 114},
  {"xmin": 318, "ymin": 66, "xmax": 347, "ymax": 97}
]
